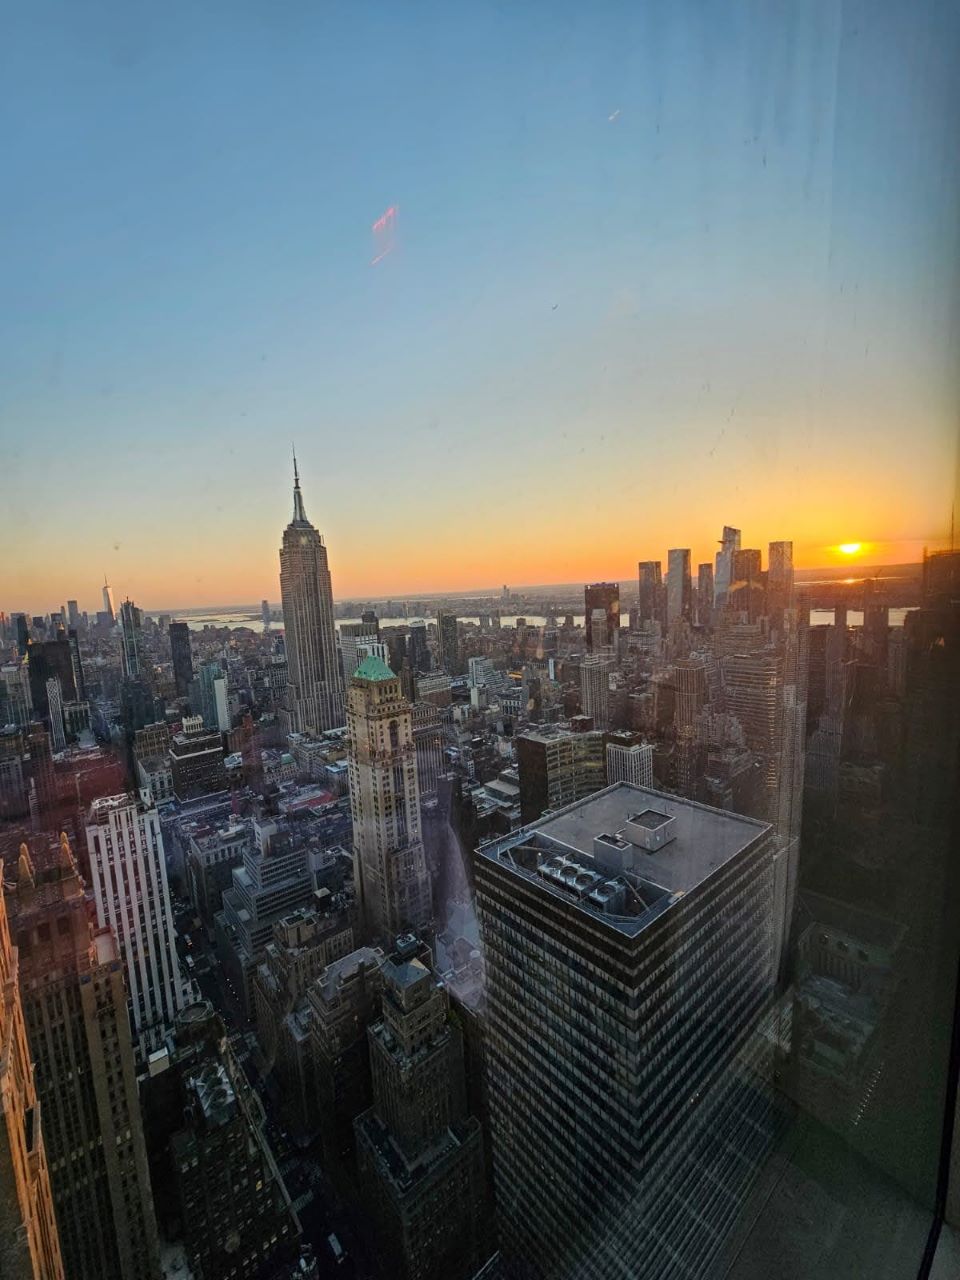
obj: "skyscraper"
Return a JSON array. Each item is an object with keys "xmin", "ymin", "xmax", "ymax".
[
  {"xmin": 66, "ymin": 601, "xmax": 80, "ymax": 629},
  {"xmin": 354, "ymin": 937, "xmax": 484, "ymax": 1280},
  {"xmin": 279, "ymin": 457, "xmax": 343, "ymax": 732},
  {"xmin": 408, "ymin": 619, "xmax": 430, "ymax": 673},
  {"xmin": 730, "ymin": 548, "xmax": 764, "ymax": 621},
  {"xmin": 636, "ymin": 567, "xmax": 661, "ymax": 627},
  {"xmin": 697, "ymin": 562, "xmax": 714, "ymax": 623},
  {"xmin": 475, "ymin": 785, "xmax": 778, "ymax": 1280},
  {"xmin": 0, "ymin": 854, "xmax": 65, "ymax": 1280},
  {"xmin": 66, "ymin": 628, "xmax": 85, "ymax": 702},
  {"xmin": 584, "ymin": 582, "xmax": 620, "ymax": 650},
  {"xmin": 85, "ymin": 792, "xmax": 187, "ymax": 1058},
  {"xmin": 347, "ymin": 654, "xmax": 432, "ymax": 940},
  {"xmin": 5, "ymin": 836, "xmax": 161, "ymax": 1280},
  {"xmin": 101, "ymin": 576, "xmax": 115, "ymax": 622},
  {"xmin": 45, "ymin": 679, "xmax": 66, "ymax": 752},
  {"xmin": 579, "ymin": 655, "xmax": 613, "ymax": 729},
  {"xmin": 118, "ymin": 600, "xmax": 142, "ymax": 679},
  {"xmin": 27, "ymin": 640, "xmax": 75, "ymax": 721},
  {"xmin": 767, "ymin": 540, "xmax": 794, "ymax": 624},
  {"xmin": 437, "ymin": 609, "xmax": 461, "ymax": 673},
  {"xmin": 198, "ymin": 661, "xmax": 230, "ymax": 732},
  {"xmin": 666, "ymin": 548, "xmax": 692, "ymax": 626},
  {"xmin": 169, "ymin": 620, "xmax": 194, "ymax": 698},
  {"xmin": 714, "ymin": 524, "xmax": 741, "ymax": 609}
]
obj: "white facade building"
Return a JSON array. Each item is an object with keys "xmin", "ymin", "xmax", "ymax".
[
  {"xmin": 86, "ymin": 791, "xmax": 187, "ymax": 1058},
  {"xmin": 605, "ymin": 739, "xmax": 654, "ymax": 788}
]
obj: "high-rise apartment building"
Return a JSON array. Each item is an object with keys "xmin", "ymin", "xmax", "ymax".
[
  {"xmin": 5, "ymin": 836, "xmax": 160, "ymax": 1280},
  {"xmin": 666, "ymin": 549, "xmax": 692, "ymax": 626},
  {"xmin": 354, "ymin": 937, "xmax": 484, "ymax": 1280},
  {"xmin": 584, "ymin": 583, "xmax": 620, "ymax": 650},
  {"xmin": 579, "ymin": 655, "xmax": 613, "ymax": 729},
  {"xmin": 279, "ymin": 458, "xmax": 343, "ymax": 733},
  {"xmin": 347, "ymin": 655, "xmax": 432, "ymax": 940},
  {"xmin": 85, "ymin": 792, "xmax": 187, "ymax": 1057},
  {"xmin": 0, "ymin": 854, "xmax": 64, "ymax": 1280},
  {"xmin": 169, "ymin": 621, "xmax": 194, "ymax": 698},
  {"xmin": 475, "ymin": 784, "xmax": 778, "ymax": 1280},
  {"xmin": 66, "ymin": 601, "xmax": 80, "ymax": 629},
  {"xmin": 714, "ymin": 524, "xmax": 741, "ymax": 608},
  {"xmin": 516, "ymin": 724, "xmax": 606, "ymax": 824}
]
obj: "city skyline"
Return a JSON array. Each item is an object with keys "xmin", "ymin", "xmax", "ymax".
[
  {"xmin": 5, "ymin": 3, "xmax": 959, "ymax": 610},
  {"xmin": 0, "ymin": 495, "xmax": 934, "ymax": 619}
]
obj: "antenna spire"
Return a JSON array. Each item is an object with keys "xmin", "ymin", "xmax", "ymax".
[{"xmin": 291, "ymin": 448, "xmax": 308, "ymax": 523}]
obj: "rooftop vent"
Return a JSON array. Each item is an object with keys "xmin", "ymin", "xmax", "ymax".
[{"xmin": 623, "ymin": 809, "xmax": 676, "ymax": 852}]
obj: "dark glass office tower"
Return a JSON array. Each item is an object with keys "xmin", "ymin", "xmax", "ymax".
[{"xmin": 169, "ymin": 620, "xmax": 194, "ymax": 698}]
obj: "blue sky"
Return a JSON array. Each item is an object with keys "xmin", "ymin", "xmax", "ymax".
[{"xmin": 3, "ymin": 0, "xmax": 959, "ymax": 610}]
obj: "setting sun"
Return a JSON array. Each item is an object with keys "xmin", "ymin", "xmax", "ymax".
[{"xmin": 838, "ymin": 542, "xmax": 863, "ymax": 556}]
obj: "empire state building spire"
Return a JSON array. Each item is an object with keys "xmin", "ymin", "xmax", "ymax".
[
  {"xmin": 292, "ymin": 446, "xmax": 309, "ymax": 525},
  {"xmin": 279, "ymin": 458, "xmax": 343, "ymax": 732}
]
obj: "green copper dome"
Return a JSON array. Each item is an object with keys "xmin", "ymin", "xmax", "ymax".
[{"xmin": 353, "ymin": 653, "xmax": 396, "ymax": 681}]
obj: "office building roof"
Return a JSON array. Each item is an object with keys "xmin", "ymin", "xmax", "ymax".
[{"xmin": 478, "ymin": 783, "xmax": 770, "ymax": 938}]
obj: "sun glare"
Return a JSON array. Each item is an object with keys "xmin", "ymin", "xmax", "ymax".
[{"xmin": 838, "ymin": 542, "xmax": 862, "ymax": 556}]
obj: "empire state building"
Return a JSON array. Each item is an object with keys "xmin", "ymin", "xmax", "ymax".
[{"xmin": 279, "ymin": 458, "xmax": 343, "ymax": 732}]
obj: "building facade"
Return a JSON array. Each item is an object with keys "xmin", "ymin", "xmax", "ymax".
[
  {"xmin": 142, "ymin": 1002, "xmax": 302, "ymax": 1280},
  {"xmin": 475, "ymin": 784, "xmax": 779, "ymax": 1280},
  {"xmin": 516, "ymin": 725, "xmax": 606, "ymax": 824},
  {"xmin": 354, "ymin": 937, "xmax": 485, "ymax": 1280},
  {"xmin": 347, "ymin": 655, "xmax": 432, "ymax": 940},
  {"xmin": 85, "ymin": 792, "xmax": 187, "ymax": 1058},
  {"xmin": 279, "ymin": 459, "xmax": 343, "ymax": 733},
  {"xmin": 5, "ymin": 836, "xmax": 161, "ymax": 1280},
  {"xmin": 666, "ymin": 548, "xmax": 692, "ymax": 626},
  {"xmin": 169, "ymin": 621, "xmax": 194, "ymax": 699},
  {"xmin": 0, "ymin": 854, "xmax": 64, "ymax": 1280},
  {"xmin": 584, "ymin": 583, "xmax": 620, "ymax": 651}
]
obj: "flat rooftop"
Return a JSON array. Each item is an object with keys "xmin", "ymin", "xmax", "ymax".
[
  {"xmin": 537, "ymin": 784, "xmax": 768, "ymax": 894},
  {"xmin": 479, "ymin": 783, "xmax": 770, "ymax": 937}
]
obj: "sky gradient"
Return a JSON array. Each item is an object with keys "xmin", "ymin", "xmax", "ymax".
[{"xmin": 4, "ymin": 0, "xmax": 960, "ymax": 613}]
